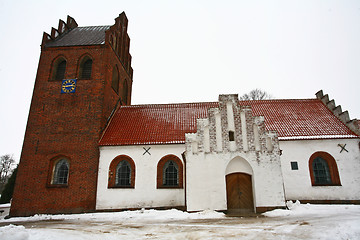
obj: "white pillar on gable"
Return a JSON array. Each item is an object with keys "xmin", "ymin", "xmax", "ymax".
[
  {"xmin": 241, "ymin": 111, "xmax": 248, "ymax": 151},
  {"xmin": 226, "ymin": 102, "xmax": 237, "ymax": 151},
  {"xmin": 215, "ymin": 110, "xmax": 223, "ymax": 152},
  {"xmin": 226, "ymin": 102, "xmax": 235, "ymax": 131},
  {"xmin": 204, "ymin": 125, "xmax": 210, "ymax": 153},
  {"xmin": 253, "ymin": 124, "xmax": 260, "ymax": 151}
]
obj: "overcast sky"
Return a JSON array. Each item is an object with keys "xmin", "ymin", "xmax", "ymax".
[{"xmin": 0, "ymin": 0, "xmax": 359, "ymax": 161}]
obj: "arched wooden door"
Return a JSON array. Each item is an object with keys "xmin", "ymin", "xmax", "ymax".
[{"xmin": 226, "ymin": 172, "xmax": 254, "ymax": 213}]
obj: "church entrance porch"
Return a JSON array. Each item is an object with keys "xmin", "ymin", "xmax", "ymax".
[{"xmin": 226, "ymin": 172, "xmax": 254, "ymax": 214}]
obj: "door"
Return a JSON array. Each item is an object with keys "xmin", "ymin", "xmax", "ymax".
[{"xmin": 226, "ymin": 172, "xmax": 254, "ymax": 212}]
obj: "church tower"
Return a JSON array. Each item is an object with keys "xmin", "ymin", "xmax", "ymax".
[{"xmin": 10, "ymin": 13, "xmax": 133, "ymax": 216}]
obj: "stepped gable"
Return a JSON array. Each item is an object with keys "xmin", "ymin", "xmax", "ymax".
[
  {"xmin": 41, "ymin": 15, "xmax": 110, "ymax": 47},
  {"xmin": 99, "ymin": 96, "xmax": 358, "ymax": 146},
  {"xmin": 316, "ymin": 90, "xmax": 359, "ymax": 135}
]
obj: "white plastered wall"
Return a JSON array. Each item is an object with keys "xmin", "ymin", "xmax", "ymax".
[
  {"xmin": 280, "ymin": 138, "xmax": 360, "ymax": 201},
  {"xmin": 96, "ymin": 144, "xmax": 185, "ymax": 210},
  {"xmin": 185, "ymin": 151, "xmax": 286, "ymax": 212}
]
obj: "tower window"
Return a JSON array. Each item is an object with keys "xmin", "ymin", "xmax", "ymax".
[
  {"xmin": 52, "ymin": 158, "xmax": 69, "ymax": 185},
  {"xmin": 79, "ymin": 58, "xmax": 93, "ymax": 79},
  {"xmin": 111, "ymin": 65, "xmax": 119, "ymax": 94},
  {"xmin": 122, "ymin": 79, "xmax": 128, "ymax": 105},
  {"xmin": 54, "ymin": 60, "xmax": 67, "ymax": 80}
]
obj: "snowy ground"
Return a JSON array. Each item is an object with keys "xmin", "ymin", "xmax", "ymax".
[{"xmin": 0, "ymin": 201, "xmax": 360, "ymax": 240}]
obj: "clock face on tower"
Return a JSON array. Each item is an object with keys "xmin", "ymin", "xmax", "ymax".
[{"xmin": 61, "ymin": 79, "xmax": 77, "ymax": 93}]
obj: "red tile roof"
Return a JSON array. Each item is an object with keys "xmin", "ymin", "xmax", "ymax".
[{"xmin": 99, "ymin": 99, "xmax": 358, "ymax": 146}]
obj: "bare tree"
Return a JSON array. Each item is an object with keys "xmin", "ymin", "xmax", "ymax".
[
  {"xmin": 0, "ymin": 154, "xmax": 15, "ymax": 185},
  {"xmin": 239, "ymin": 89, "xmax": 272, "ymax": 100}
]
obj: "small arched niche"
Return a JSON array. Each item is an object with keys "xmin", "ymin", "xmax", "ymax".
[{"xmin": 225, "ymin": 156, "xmax": 253, "ymax": 176}]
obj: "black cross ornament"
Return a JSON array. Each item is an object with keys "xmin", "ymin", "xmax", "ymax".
[
  {"xmin": 143, "ymin": 147, "xmax": 151, "ymax": 155},
  {"xmin": 338, "ymin": 144, "xmax": 348, "ymax": 153}
]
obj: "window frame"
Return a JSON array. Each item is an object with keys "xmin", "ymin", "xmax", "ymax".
[
  {"xmin": 157, "ymin": 155, "xmax": 183, "ymax": 189},
  {"xmin": 290, "ymin": 161, "xmax": 298, "ymax": 170},
  {"xmin": 50, "ymin": 57, "xmax": 67, "ymax": 81},
  {"xmin": 108, "ymin": 155, "xmax": 135, "ymax": 188},
  {"xmin": 309, "ymin": 151, "xmax": 341, "ymax": 186},
  {"xmin": 163, "ymin": 160, "xmax": 179, "ymax": 186},
  {"xmin": 229, "ymin": 131, "xmax": 235, "ymax": 141},
  {"xmin": 78, "ymin": 55, "xmax": 93, "ymax": 80},
  {"xmin": 115, "ymin": 160, "xmax": 132, "ymax": 187},
  {"xmin": 47, "ymin": 156, "xmax": 70, "ymax": 188}
]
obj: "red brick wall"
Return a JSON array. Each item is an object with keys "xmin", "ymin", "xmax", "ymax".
[{"xmin": 11, "ymin": 41, "xmax": 132, "ymax": 216}]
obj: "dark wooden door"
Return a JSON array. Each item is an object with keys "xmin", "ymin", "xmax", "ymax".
[{"xmin": 226, "ymin": 173, "xmax": 254, "ymax": 212}]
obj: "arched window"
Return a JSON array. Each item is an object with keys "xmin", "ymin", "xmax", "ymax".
[
  {"xmin": 108, "ymin": 155, "xmax": 135, "ymax": 188},
  {"xmin": 51, "ymin": 57, "xmax": 67, "ymax": 80},
  {"xmin": 52, "ymin": 158, "xmax": 69, "ymax": 185},
  {"xmin": 157, "ymin": 155, "xmax": 183, "ymax": 189},
  {"xmin": 163, "ymin": 160, "xmax": 178, "ymax": 186},
  {"xmin": 116, "ymin": 160, "xmax": 131, "ymax": 186},
  {"xmin": 111, "ymin": 65, "xmax": 119, "ymax": 94},
  {"xmin": 312, "ymin": 157, "xmax": 331, "ymax": 184},
  {"xmin": 79, "ymin": 56, "xmax": 93, "ymax": 79},
  {"xmin": 309, "ymin": 152, "xmax": 341, "ymax": 186}
]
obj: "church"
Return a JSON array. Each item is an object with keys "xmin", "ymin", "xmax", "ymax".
[{"xmin": 10, "ymin": 13, "xmax": 360, "ymax": 217}]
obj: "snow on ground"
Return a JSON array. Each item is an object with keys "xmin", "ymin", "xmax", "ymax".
[{"xmin": 0, "ymin": 202, "xmax": 359, "ymax": 240}]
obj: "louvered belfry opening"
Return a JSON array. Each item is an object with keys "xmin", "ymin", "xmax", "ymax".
[
  {"xmin": 81, "ymin": 59, "xmax": 92, "ymax": 79},
  {"xmin": 55, "ymin": 60, "xmax": 66, "ymax": 80}
]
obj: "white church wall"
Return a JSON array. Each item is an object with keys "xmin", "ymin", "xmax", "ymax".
[
  {"xmin": 280, "ymin": 138, "xmax": 360, "ymax": 201},
  {"xmin": 185, "ymin": 152, "xmax": 227, "ymax": 212},
  {"xmin": 96, "ymin": 144, "xmax": 185, "ymax": 210},
  {"xmin": 185, "ymin": 151, "xmax": 286, "ymax": 212}
]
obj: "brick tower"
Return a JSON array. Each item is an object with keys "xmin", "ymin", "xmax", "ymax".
[{"xmin": 10, "ymin": 12, "xmax": 133, "ymax": 216}]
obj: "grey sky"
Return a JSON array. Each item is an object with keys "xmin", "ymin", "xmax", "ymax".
[{"xmin": 0, "ymin": 0, "xmax": 359, "ymax": 161}]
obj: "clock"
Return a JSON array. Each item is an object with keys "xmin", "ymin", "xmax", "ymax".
[{"xmin": 61, "ymin": 79, "xmax": 77, "ymax": 93}]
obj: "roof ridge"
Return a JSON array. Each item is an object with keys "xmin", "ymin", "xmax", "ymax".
[
  {"xmin": 240, "ymin": 98, "xmax": 317, "ymax": 102},
  {"xmin": 121, "ymin": 102, "xmax": 218, "ymax": 108},
  {"xmin": 121, "ymin": 98, "xmax": 319, "ymax": 108},
  {"xmin": 76, "ymin": 25, "xmax": 111, "ymax": 28}
]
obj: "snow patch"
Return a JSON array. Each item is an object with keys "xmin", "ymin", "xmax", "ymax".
[
  {"xmin": 0, "ymin": 225, "xmax": 29, "ymax": 240},
  {"xmin": 0, "ymin": 209, "xmax": 225, "ymax": 224}
]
